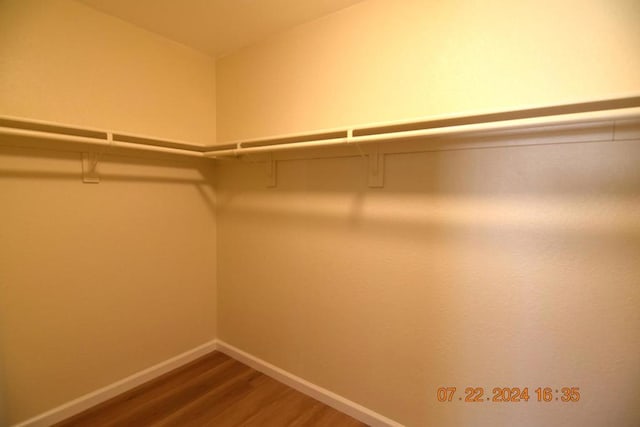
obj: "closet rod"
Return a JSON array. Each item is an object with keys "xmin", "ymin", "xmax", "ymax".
[
  {"xmin": 0, "ymin": 119, "xmax": 209, "ymax": 158},
  {"xmin": 2, "ymin": 95, "xmax": 639, "ymax": 159},
  {"xmin": 204, "ymin": 95, "xmax": 640, "ymax": 157}
]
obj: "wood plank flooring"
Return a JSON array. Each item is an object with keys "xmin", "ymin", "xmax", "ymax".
[{"xmin": 55, "ymin": 351, "xmax": 367, "ymax": 427}]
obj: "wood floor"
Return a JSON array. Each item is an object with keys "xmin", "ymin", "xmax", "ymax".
[{"xmin": 55, "ymin": 351, "xmax": 367, "ymax": 427}]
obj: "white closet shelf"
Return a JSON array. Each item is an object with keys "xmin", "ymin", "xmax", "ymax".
[
  {"xmin": 205, "ymin": 95, "xmax": 640, "ymax": 157},
  {"xmin": 0, "ymin": 116, "xmax": 215, "ymax": 158},
  {"xmin": 1, "ymin": 95, "xmax": 639, "ymax": 160}
]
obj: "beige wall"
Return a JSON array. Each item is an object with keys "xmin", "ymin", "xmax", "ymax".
[
  {"xmin": 216, "ymin": 138, "xmax": 640, "ymax": 426},
  {"xmin": 0, "ymin": 1, "xmax": 218, "ymax": 425},
  {"xmin": 2, "ymin": 0, "xmax": 640, "ymax": 426},
  {"xmin": 0, "ymin": 0, "xmax": 217, "ymax": 144},
  {"xmin": 0, "ymin": 145, "xmax": 218, "ymax": 425},
  {"xmin": 215, "ymin": 0, "xmax": 640, "ymax": 426},
  {"xmin": 216, "ymin": 0, "xmax": 640, "ymax": 142}
]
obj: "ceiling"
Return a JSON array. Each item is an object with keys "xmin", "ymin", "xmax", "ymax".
[{"xmin": 77, "ymin": 0, "xmax": 364, "ymax": 58}]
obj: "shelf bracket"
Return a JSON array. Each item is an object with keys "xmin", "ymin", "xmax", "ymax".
[
  {"xmin": 367, "ymin": 144, "xmax": 384, "ymax": 188},
  {"xmin": 82, "ymin": 152, "xmax": 100, "ymax": 183},
  {"xmin": 266, "ymin": 154, "xmax": 277, "ymax": 188}
]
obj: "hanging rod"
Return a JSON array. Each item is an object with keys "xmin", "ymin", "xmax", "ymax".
[
  {"xmin": 1, "ymin": 95, "xmax": 639, "ymax": 159},
  {"xmin": 204, "ymin": 95, "xmax": 640, "ymax": 157},
  {"xmin": 0, "ymin": 116, "xmax": 212, "ymax": 158}
]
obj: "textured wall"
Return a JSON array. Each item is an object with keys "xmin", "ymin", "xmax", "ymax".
[
  {"xmin": 216, "ymin": 136, "xmax": 640, "ymax": 426},
  {"xmin": 2, "ymin": 0, "xmax": 640, "ymax": 425},
  {"xmin": 215, "ymin": 6, "xmax": 640, "ymax": 422},
  {"xmin": 0, "ymin": 145, "xmax": 218, "ymax": 425},
  {"xmin": 0, "ymin": 1, "xmax": 218, "ymax": 424},
  {"xmin": 0, "ymin": 0, "xmax": 217, "ymax": 144},
  {"xmin": 217, "ymin": 0, "xmax": 640, "ymax": 142}
]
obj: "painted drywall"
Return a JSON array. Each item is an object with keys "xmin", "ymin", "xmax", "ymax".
[
  {"xmin": 0, "ymin": 1, "xmax": 218, "ymax": 424},
  {"xmin": 216, "ymin": 0, "xmax": 640, "ymax": 142},
  {"xmin": 0, "ymin": 144, "xmax": 217, "ymax": 425},
  {"xmin": 216, "ymin": 137, "xmax": 640, "ymax": 426},
  {"xmin": 76, "ymin": 0, "xmax": 364, "ymax": 58},
  {"xmin": 2, "ymin": 0, "xmax": 639, "ymax": 425},
  {"xmin": 215, "ymin": 1, "xmax": 640, "ymax": 425},
  {"xmin": 0, "ymin": 0, "xmax": 216, "ymax": 144}
]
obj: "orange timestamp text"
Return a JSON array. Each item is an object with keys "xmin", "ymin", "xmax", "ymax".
[{"xmin": 436, "ymin": 386, "xmax": 580, "ymax": 403}]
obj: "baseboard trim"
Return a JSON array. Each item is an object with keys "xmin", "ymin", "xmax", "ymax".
[
  {"xmin": 14, "ymin": 339, "xmax": 402, "ymax": 427},
  {"xmin": 12, "ymin": 340, "xmax": 218, "ymax": 427},
  {"xmin": 216, "ymin": 340, "xmax": 403, "ymax": 427}
]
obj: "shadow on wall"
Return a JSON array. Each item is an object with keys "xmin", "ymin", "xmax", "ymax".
[
  {"xmin": 215, "ymin": 140, "xmax": 640, "ymax": 242},
  {"xmin": 0, "ymin": 142, "xmax": 217, "ymax": 218},
  {"xmin": 0, "ymin": 140, "xmax": 219, "ymax": 425},
  {"xmin": 0, "ymin": 339, "xmax": 7, "ymax": 427},
  {"xmin": 214, "ymin": 138, "xmax": 640, "ymax": 425}
]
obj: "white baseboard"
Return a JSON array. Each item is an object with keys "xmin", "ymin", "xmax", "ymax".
[
  {"xmin": 216, "ymin": 340, "xmax": 403, "ymax": 427},
  {"xmin": 12, "ymin": 340, "xmax": 218, "ymax": 427},
  {"xmin": 13, "ymin": 339, "xmax": 402, "ymax": 427}
]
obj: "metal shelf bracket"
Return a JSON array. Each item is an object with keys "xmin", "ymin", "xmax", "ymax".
[
  {"xmin": 82, "ymin": 152, "xmax": 100, "ymax": 184},
  {"xmin": 367, "ymin": 144, "xmax": 384, "ymax": 188},
  {"xmin": 266, "ymin": 154, "xmax": 277, "ymax": 188}
]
